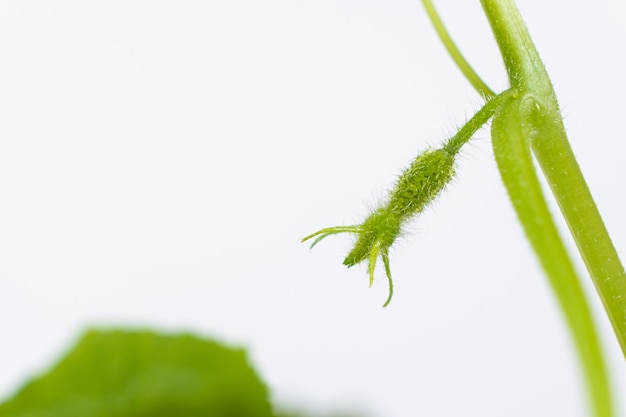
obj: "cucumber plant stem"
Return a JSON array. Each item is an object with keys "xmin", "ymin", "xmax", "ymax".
[
  {"xmin": 491, "ymin": 95, "xmax": 612, "ymax": 417},
  {"xmin": 480, "ymin": 0, "xmax": 625, "ymax": 415},
  {"xmin": 481, "ymin": 0, "xmax": 626, "ymax": 358},
  {"xmin": 423, "ymin": 0, "xmax": 625, "ymax": 415}
]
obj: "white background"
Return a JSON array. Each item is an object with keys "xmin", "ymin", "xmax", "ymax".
[{"xmin": 1, "ymin": 1, "xmax": 625, "ymax": 416}]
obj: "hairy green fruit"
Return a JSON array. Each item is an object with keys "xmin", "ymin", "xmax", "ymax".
[
  {"xmin": 302, "ymin": 146, "xmax": 456, "ymax": 307},
  {"xmin": 387, "ymin": 148, "xmax": 455, "ymax": 221}
]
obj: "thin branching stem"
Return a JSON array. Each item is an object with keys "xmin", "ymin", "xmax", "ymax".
[{"xmin": 420, "ymin": 0, "xmax": 495, "ymax": 98}]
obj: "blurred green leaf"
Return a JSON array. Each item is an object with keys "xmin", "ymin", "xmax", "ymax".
[{"xmin": 0, "ymin": 329, "xmax": 273, "ymax": 417}]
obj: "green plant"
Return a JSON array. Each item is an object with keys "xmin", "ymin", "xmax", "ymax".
[
  {"xmin": 304, "ymin": 1, "xmax": 625, "ymax": 416},
  {"xmin": 1, "ymin": 1, "xmax": 623, "ymax": 417}
]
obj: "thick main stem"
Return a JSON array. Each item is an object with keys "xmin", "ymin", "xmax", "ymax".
[
  {"xmin": 481, "ymin": 0, "xmax": 626, "ymax": 358},
  {"xmin": 480, "ymin": 0, "xmax": 625, "ymax": 416},
  {"xmin": 531, "ymin": 113, "xmax": 626, "ymax": 352}
]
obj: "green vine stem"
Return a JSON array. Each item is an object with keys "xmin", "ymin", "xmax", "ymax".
[
  {"xmin": 420, "ymin": 0, "xmax": 495, "ymax": 98},
  {"xmin": 422, "ymin": 1, "xmax": 626, "ymax": 342},
  {"xmin": 422, "ymin": 0, "xmax": 626, "ymax": 415},
  {"xmin": 491, "ymin": 95, "xmax": 612, "ymax": 417},
  {"xmin": 480, "ymin": 0, "xmax": 626, "ymax": 416},
  {"xmin": 480, "ymin": 0, "xmax": 626, "ymax": 357}
]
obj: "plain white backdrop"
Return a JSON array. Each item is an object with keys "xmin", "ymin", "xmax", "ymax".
[{"xmin": 1, "ymin": 1, "xmax": 625, "ymax": 416}]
